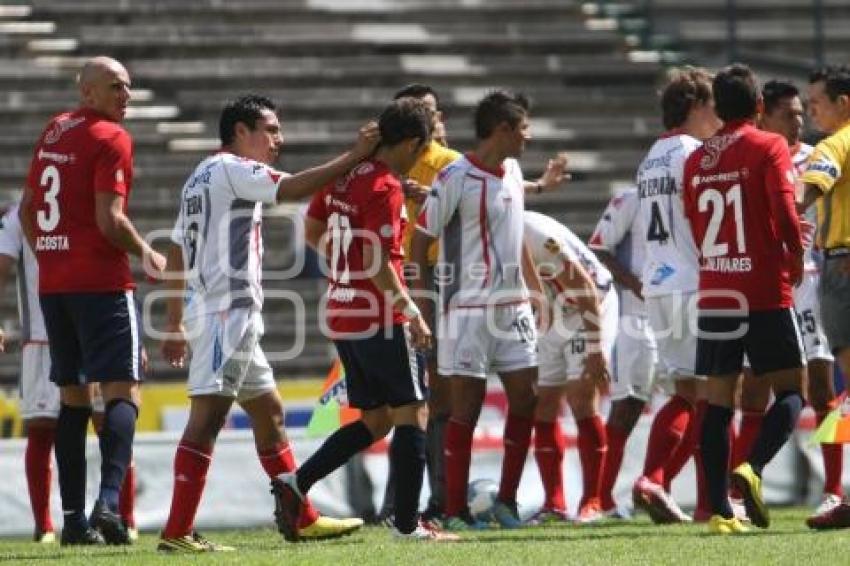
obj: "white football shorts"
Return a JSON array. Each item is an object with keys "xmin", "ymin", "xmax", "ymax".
[
  {"xmin": 647, "ymin": 291, "xmax": 703, "ymax": 380},
  {"xmin": 438, "ymin": 301, "xmax": 537, "ymax": 379},
  {"xmin": 19, "ymin": 343, "xmax": 60, "ymax": 419},
  {"xmin": 794, "ymin": 271, "xmax": 834, "ymax": 362},
  {"xmin": 609, "ymin": 314, "xmax": 658, "ymax": 402}
]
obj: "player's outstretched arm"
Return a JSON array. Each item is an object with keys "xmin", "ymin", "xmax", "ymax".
[
  {"xmin": 161, "ymin": 244, "xmax": 187, "ymax": 369},
  {"xmin": 275, "ymin": 121, "xmax": 380, "ymax": 202},
  {"xmin": 524, "ymin": 152, "xmax": 570, "ymax": 194}
]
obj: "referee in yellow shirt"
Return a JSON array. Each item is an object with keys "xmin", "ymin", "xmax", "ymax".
[{"xmin": 800, "ymin": 65, "xmax": 850, "ymax": 405}]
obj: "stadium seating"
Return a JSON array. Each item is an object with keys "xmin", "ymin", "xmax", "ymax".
[{"xmin": 0, "ymin": 0, "xmax": 666, "ymax": 384}]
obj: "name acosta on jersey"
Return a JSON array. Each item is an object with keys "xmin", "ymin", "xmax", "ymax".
[{"xmin": 35, "ymin": 234, "xmax": 69, "ymax": 251}]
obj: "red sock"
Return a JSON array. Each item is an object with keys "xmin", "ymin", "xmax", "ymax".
[
  {"xmin": 600, "ymin": 423, "xmax": 629, "ymax": 510},
  {"xmin": 25, "ymin": 426, "xmax": 55, "ymax": 533},
  {"xmin": 119, "ymin": 460, "xmax": 136, "ymax": 528},
  {"xmin": 258, "ymin": 442, "xmax": 319, "ymax": 528},
  {"xmin": 533, "ymin": 420, "xmax": 566, "ymax": 512},
  {"xmin": 498, "ymin": 413, "xmax": 533, "ymax": 504},
  {"xmin": 642, "ymin": 395, "xmax": 692, "ymax": 485},
  {"xmin": 576, "ymin": 415, "xmax": 607, "ymax": 507},
  {"xmin": 817, "ymin": 412, "xmax": 845, "ymax": 497},
  {"xmin": 662, "ymin": 399, "xmax": 703, "ymax": 492},
  {"xmin": 444, "ymin": 419, "xmax": 474, "ymax": 517},
  {"xmin": 162, "ymin": 440, "xmax": 212, "ymax": 539},
  {"xmin": 732, "ymin": 411, "xmax": 763, "ymax": 470}
]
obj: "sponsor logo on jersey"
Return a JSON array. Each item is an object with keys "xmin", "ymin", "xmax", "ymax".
[
  {"xmin": 43, "ymin": 116, "xmax": 86, "ymax": 145},
  {"xmin": 37, "ymin": 149, "xmax": 74, "ymax": 164},
  {"xmin": 807, "ymin": 157, "xmax": 839, "ymax": 180},
  {"xmin": 700, "ymin": 131, "xmax": 743, "ymax": 170},
  {"xmin": 649, "ymin": 263, "xmax": 675, "ymax": 286},
  {"xmin": 690, "ymin": 170, "xmax": 740, "ymax": 187}
]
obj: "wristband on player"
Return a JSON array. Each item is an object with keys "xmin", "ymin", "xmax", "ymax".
[
  {"xmin": 535, "ymin": 181, "xmax": 544, "ymax": 194},
  {"xmin": 402, "ymin": 301, "xmax": 421, "ymax": 320}
]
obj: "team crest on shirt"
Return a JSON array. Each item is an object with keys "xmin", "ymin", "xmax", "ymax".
[
  {"xmin": 700, "ymin": 131, "xmax": 743, "ymax": 170},
  {"xmin": 353, "ymin": 162, "xmax": 374, "ymax": 176},
  {"xmin": 543, "ymin": 238, "xmax": 561, "ymax": 255}
]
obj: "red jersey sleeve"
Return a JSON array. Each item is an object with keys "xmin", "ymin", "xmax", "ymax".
[
  {"xmin": 361, "ymin": 179, "xmax": 401, "ymax": 252},
  {"xmin": 93, "ymin": 130, "xmax": 132, "ymax": 197},
  {"xmin": 765, "ymin": 138, "xmax": 803, "ymax": 255},
  {"xmin": 306, "ymin": 187, "xmax": 329, "ymax": 223}
]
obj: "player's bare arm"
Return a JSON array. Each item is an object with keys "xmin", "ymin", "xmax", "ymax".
[
  {"xmin": 521, "ymin": 241, "xmax": 550, "ymax": 331},
  {"xmin": 363, "ymin": 239, "xmax": 431, "ymax": 350},
  {"xmin": 94, "ymin": 192, "xmax": 167, "ymax": 276},
  {"xmin": 274, "ymin": 121, "xmax": 380, "ymax": 202},
  {"xmin": 797, "ymin": 182, "xmax": 823, "ymax": 214},
  {"xmin": 161, "ymin": 243, "xmax": 187, "ymax": 369},
  {"xmin": 304, "ymin": 216, "xmax": 327, "ymax": 255},
  {"xmin": 594, "ymin": 249, "xmax": 644, "ymax": 300},
  {"xmin": 553, "ymin": 255, "xmax": 609, "ymax": 385},
  {"xmin": 524, "ymin": 152, "xmax": 570, "ymax": 194}
]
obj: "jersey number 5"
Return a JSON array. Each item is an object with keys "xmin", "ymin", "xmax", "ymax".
[
  {"xmin": 697, "ymin": 184, "xmax": 746, "ymax": 257},
  {"xmin": 37, "ymin": 165, "xmax": 61, "ymax": 232}
]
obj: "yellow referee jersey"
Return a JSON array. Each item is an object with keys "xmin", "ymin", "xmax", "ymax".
[
  {"xmin": 403, "ymin": 140, "xmax": 461, "ymax": 264},
  {"xmin": 800, "ymin": 120, "xmax": 850, "ymax": 249}
]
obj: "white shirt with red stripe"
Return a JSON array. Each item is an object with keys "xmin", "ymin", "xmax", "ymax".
[
  {"xmin": 636, "ymin": 132, "xmax": 702, "ymax": 297},
  {"xmin": 417, "ymin": 154, "xmax": 528, "ymax": 309},
  {"xmin": 0, "ymin": 204, "xmax": 47, "ymax": 342},
  {"xmin": 170, "ymin": 152, "xmax": 289, "ymax": 319},
  {"xmin": 589, "ymin": 188, "xmax": 647, "ymax": 316},
  {"xmin": 524, "ymin": 210, "xmax": 612, "ymax": 314}
]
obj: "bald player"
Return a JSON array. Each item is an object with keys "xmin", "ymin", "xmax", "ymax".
[{"xmin": 20, "ymin": 56, "xmax": 166, "ymax": 546}]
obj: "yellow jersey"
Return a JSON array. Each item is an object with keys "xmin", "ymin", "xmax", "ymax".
[
  {"xmin": 402, "ymin": 140, "xmax": 461, "ymax": 264},
  {"xmin": 800, "ymin": 120, "xmax": 850, "ymax": 249}
]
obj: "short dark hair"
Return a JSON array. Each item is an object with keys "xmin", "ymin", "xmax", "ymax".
[
  {"xmin": 660, "ymin": 66, "xmax": 714, "ymax": 129},
  {"xmin": 219, "ymin": 94, "xmax": 276, "ymax": 146},
  {"xmin": 474, "ymin": 90, "xmax": 530, "ymax": 139},
  {"xmin": 377, "ymin": 97, "xmax": 433, "ymax": 149},
  {"xmin": 809, "ymin": 65, "xmax": 850, "ymax": 100},
  {"xmin": 393, "ymin": 83, "xmax": 439, "ymax": 106},
  {"xmin": 713, "ymin": 63, "xmax": 759, "ymax": 121},
  {"xmin": 762, "ymin": 80, "xmax": 800, "ymax": 115}
]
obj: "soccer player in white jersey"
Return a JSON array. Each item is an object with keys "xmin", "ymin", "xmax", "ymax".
[
  {"xmin": 157, "ymin": 95, "xmax": 377, "ymax": 552},
  {"xmin": 588, "ymin": 187, "xmax": 658, "ymax": 518},
  {"xmin": 730, "ymin": 80, "xmax": 840, "ymax": 526},
  {"xmin": 522, "ymin": 210, "xmax": 617, "ymax": 524},
  {"xmin": 0, "ymin": 203, "xmax": 59, "ymax": 543},
  {"xmin": 632, "ymin": 67, "xmax": 723, "ymax": 523},
  {"xmin": 412, "ymin": 90, "xmax": 538, "ymax": 530}
]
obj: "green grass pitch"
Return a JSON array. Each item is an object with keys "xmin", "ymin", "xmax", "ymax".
[{"xmin": 0, "ymin": 508, "xmax": 843, "ymax": 565}]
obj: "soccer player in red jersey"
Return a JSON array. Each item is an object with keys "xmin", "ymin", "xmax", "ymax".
[
  {"xmin": 19, "ymin": 56, "xmax": 167, "ymax": 546},
  {"xmin": 272, "ymin": 98, "xmax": 457, "ymax": 542},
  {"xmin": 683, "ymin": 64, "xmax": 805, "ymax": 534}
]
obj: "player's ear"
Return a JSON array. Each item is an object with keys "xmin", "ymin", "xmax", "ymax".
[{"xmin": 755, "ymin": 97, "xmax": 765, "ymax": 117}]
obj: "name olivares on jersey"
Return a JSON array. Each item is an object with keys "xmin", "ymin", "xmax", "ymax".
[
  {"xmin": 638, "ymin": 175, "xmax": 677, "ymax": 197},
  {"xmin": 35, "ymin": 234, "xmax": 69, "ymax": 251},
  {"xmin": 701, "ymin": 256, "xmax": 752, "ymax": 272}
]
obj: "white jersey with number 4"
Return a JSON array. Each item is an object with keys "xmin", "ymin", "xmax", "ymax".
[
  {"xmin": 418, "ymin": 155, "xmax": 528, "ymax": 309},
  {"xmin": 636, "ymin": 133, "xmax": 702, "ymax": 297},
  {"xmin": 0, "ymin": 204, "xmax": 47, "ymax": 342},
  {"xmin": 589, "ymin": 188, "xmax": 647, "ymax": 316},
  {"xmin": 170, "ymin": 152, "xmax": 289, "ymax": 319}
]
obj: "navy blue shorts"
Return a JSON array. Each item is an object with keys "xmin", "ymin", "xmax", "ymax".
[
  {"xmin": 334, "ymin": 324, "xmax": 427, "ymax": 410},
  {"xmin": 40, "ymin": 291, "xmax": 143, "ymax": 386}
]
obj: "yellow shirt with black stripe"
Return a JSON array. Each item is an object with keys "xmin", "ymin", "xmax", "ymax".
[
  {"xmin": 800, "ymin": 120, "xmax": 850, "ymax": 249},
  {"xmin": 403, "ymin": 140, "xmax": 461, "ymax": 264}
]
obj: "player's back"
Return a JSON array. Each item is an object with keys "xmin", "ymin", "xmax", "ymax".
[
  {"xmin": 684, "ymin": 121, "xmax": 798, "ymax": 311},
  {"xmin": 28, "ymin": 108, "xmax": 134, "ymax": 293},
  {"xmin": 635, "ymin": 133, "xmax": 701, "ymax": 297}
]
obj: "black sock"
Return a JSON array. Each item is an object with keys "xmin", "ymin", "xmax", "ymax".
[
  {"xmin": 701, "ymin": 404, "xmax": 734, "ymax": 519},
  {"xmin": 391, "ymin": 425, "xmax": 426, "ymax": 534},
  {"xmin": 425, "ymin": 414, "xmax": 448, "ymax": 512},
  {"xmin": 98, "ymin": 399, "xmax": 138, "ymax": 513},
  {"xmin": 379, "ymin": 456, "xmax": 396, "ymax": 518},
  {"xmin": 297, "ymin": 420, "xmax": 373, "ymax": 494},
  {"xmin": 748, "ymin": 390, "xmax": 804, "ymax": 476},
  {"xmin": 55, "ymin": 404, "xmax": 92, "ymax": 530}
]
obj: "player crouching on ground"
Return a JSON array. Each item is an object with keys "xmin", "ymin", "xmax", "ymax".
[
  {"xmin": 522, "ymin": 211, "xmax": 616, "ymax": 525},
  {"xmin": 158, "ymin": 95, "xmax": 377, "ymax": 552},
  {"xmin": 272, "ymin": 98, "xmax": 458, "ymax": 542}
]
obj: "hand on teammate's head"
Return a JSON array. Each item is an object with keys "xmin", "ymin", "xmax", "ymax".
[{"xmin": 352, "ymin": 121, "xmax": 380, "ymax": 159}]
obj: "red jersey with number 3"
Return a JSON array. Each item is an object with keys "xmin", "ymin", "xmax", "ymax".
[
  {"xmin": 26, "ymin": 108, "xmax": 135, "ymax": 293},
  {"xmin": 307, "ymin": 159, "xmax": 407, "ymax": 335},
  {"xmin": 683, "ymin": 120, "xmax": 802, "ymax": 311}
]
